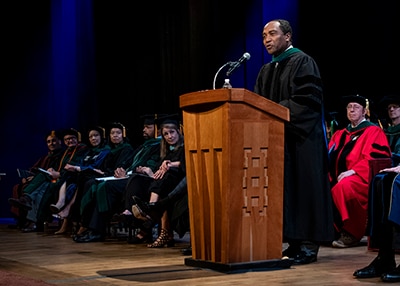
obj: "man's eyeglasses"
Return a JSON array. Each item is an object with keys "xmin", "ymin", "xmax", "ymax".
[
  {"xmin": 64, "ymin": 136, "xmax": 77, "ymax": 141},
  {"xmin": 387, "ymin": 104, "xmax": 400, "ymax": 110},
  {"xmin": 346, "ymin": 104, "xmax": 363, "ymax": 110}
]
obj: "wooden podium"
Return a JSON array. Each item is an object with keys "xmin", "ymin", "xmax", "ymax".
[{"xmin": 179, "ymin": 88, "xmax": 291, "ymax": 272}]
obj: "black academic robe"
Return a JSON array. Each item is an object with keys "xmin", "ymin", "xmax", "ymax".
[
  {"xmin": 254, "ymin": 50, "xmax": 334, "ymax": 243},
  {"xmin": 367, "ymin": 126, "xmax": 400, "ymax": 249}
]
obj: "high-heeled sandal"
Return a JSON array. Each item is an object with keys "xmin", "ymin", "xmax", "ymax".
[
  {"xmin": 147, "ymin": 228, "xmax": 174, "ymax": 248},
  {"xmin": 132, "ymin": 198, "xmax": 152, "ymax": 222}
]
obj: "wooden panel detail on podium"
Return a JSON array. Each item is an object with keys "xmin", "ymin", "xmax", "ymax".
[{"xmin": 180, "ymin": 88, "xmax": 289, "ymax": 268}]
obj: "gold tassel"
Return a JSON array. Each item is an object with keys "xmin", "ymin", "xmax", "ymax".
[
  {"xmin": 377, "ymin": 119, "xmax": 384, "ymax": 129},
  {"xmin": 365, "ymin": 98, "xmax": 370, "ymax": 118},
  {"xmin": 155, "ymin": 114, "xmax": 158, "ymax": 138},
  {"xmin": 121, "ymin": 124, "xmax": 126, "ymax": 138}
]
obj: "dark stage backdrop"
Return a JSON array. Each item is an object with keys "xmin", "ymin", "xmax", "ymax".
[{"xmin": 0, "ymin": 0, "xmax": 398, "ymax": 219}]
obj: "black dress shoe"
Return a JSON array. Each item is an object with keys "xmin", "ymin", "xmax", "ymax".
[
  {"xmin": 282, "ymin": 245, "xmax": 300, "ymax": 258},
  {"xmin": 73, "ymin": 230, "xmax": 104, "ymax": 243},
  {"xmin": 381, "ymin": 265, "xmax": 400, "ymax": 282},
  {"xmin": 293, "ymin": 251, "xmax": 317, "ymax": 265},
  {"xmin": 21, "ymin": 223, "xmax": 37, "ymax": 233},
  {"xmin": 353, "ymin": 256, "xmax": 396, "ymax": 278},
  {"xmin": 72, "ymin": 229, "xmax": 90, "ymax": 241}
]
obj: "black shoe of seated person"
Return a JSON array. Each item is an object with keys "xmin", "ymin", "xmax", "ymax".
[
  {"xmin": 21, "ymin": 222, "xmax": 37, "ymax": 233},
  {"xmin": 73, "ymin": 230, "xmax": 104, "ymax": 243},
  {"xmin": 353, "ymin": 255, "xmax": 396, "ymax": 278},
  {"xmin": 72, "ymin": 229, "xmax": 90, "ymax": 241}
]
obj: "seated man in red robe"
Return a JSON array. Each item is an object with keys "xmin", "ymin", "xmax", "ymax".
[{"xmin": 328, "ymin": 95, "xmax": 391, "ymax": 247}]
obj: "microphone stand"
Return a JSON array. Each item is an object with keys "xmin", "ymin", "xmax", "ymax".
[{"xmin": 213, "ymin": 61, "xmax": 235, "ymax": 89}]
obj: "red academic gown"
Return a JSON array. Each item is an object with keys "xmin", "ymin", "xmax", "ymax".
[{"xmin": 328, "ymin": 121, "xmax": 391, "ymax": 240}]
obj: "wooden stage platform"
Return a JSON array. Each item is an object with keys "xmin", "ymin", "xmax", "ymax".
[{"xmin": 0, "ymin": 222, "xmax": 391, "ymax": 285}]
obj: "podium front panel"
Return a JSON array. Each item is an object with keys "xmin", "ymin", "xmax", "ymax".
[{"xmin": 181, "ymin": 93, "xmax": 286, "ymax": 265}]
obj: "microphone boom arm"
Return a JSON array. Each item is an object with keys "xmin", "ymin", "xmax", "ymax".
[{"xmin": 213, "ymin": 62, "xmax": 233, "ymax": 90}]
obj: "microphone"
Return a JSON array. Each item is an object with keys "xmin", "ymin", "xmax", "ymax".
[{"xmin": 226, "ymin": 52, "xmax": 251, "ymax": 76}]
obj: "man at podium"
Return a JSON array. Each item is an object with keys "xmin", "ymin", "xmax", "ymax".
[{"xmin": 254, "ymin": 19, "xmax": 334, "ymax": 264}]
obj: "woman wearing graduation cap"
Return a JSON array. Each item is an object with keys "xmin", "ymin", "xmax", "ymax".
[
  {"xmin": 130, "ymin": 113, "xmax": 186, "ymax": 247},
  {"xmin": 353, "ymin": 94, "xmax": 400, "ymax": 282},
  {"xmin": 328, "ymin": 94, "xmax": 391, "ymax": 248}
]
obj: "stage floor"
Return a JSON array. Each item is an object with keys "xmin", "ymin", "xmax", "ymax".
[{"xmin": 0, "ymin": 222, "xmax": 389, "ymax": 285}]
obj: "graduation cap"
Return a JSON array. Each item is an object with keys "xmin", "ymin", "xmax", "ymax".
[
  {"xmin": 155, "ymin": 113, "xmax": 184, "ymax": 135},
  {"xmin": 155, "ymin": 114, "xmax": 181, "ymax": 128},
  {"xmin": 140, "ymin": 114, "xmax": 168, "ymax": 125},
  {"xmin": 109, "ymin": 122, "xmax": 126, "ymax": 138},
  {"xmin": 379, "ymin": 94, "xmax": 400, "ymax": 107},
  {"xmin": 140, "ymin": 114, "xmax": 157, "ymax": 125},
  {"xmin": 141, "ymin": 114, "xmax": 169, "ymax": 138},
  {"xmin": 63, "ymin": 128, "xmax": 81, "ymax": 142},
  {"xmin": 341, "ymin": 94, "xmax": 367, "ymax": 108}
]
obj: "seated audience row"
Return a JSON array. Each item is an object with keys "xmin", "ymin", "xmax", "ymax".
[
  {"xmin": 73, "ymin": 114, "xmax": 162, "ymax": 242},
  {"xmin": 8, "ymin": 114, "xmax": 189, "ymax": 250}
]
